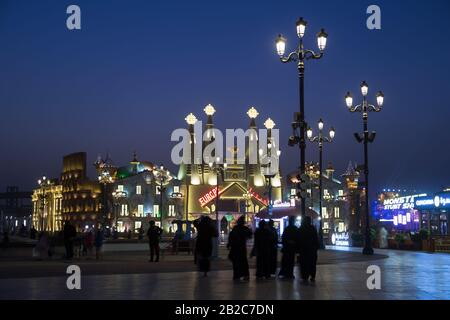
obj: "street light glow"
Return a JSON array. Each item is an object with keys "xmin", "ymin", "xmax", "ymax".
[
  {"xmin": 330, "ymin": 127, "xmax": 336, "ymax": 139},
  {"xmin": 361, "ymin": 81, "xmax": 369, "ymax": 96},
  {"xmin": 317, "ymin": 28, "xmax": 328, "ymax": 51},
  {"xmin": 318, "ymin": 119, "xmax": 324, "ymax": 131},
  {"xmin": 345, "ymin": 92, "xmax": 353, "ymax": 108},
  {"xmin": 185, "ymin": 113, "xmax": 197, "ymax": 125},
  {"xmin": 247, "ymin": 107, "xmax": 259, "ymax": 119},
  {"xmin": 377, "ymin": 91, "xmax": 384, "ymax": 107},
  {"xmin": 264, "ymin": 118, "xmax": 275, "ymax": 130},
  {"xmin": 276, "ymin": 34, "xmax": 287, "ymax": 56},
  {"xmin": 296, "ymin": 17, "xmax": 307, "ymax": 38},
  {"xmin": 204, "ymin": 104, "xmax": 216, "ymax": 116}
]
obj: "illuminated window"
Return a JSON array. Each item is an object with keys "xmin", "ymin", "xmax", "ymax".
[
  {"xmin": 322, "ymin": 207, "xmax": 328, "ymax": 219},
  {"xmin": 307, "ymin": 189, "xmax": 311, "ymax": 196},
  {"xmin": 168, "ymin": 205, "xmax": 175, "ymax": 217},
  {"xmin": 324, "ymin": 189, "xmax": 329, "ymax": 197},
  {"xmin": 118, "ymin": 185, "xmax": 124, "ymax": 192},
  {"xmin": 338, "ymin": 190, "xmax": 344, "ymax": 197},
  {"xmin": 137, "ymin": 205, "xmax": 144, "ymax": 217},
  {"xmin": 338, "ymin": 222, "xmax": 345, "ymax": 233},
  {"xmin": 134, "ymin": 221, "xmax": 142, "ymax": 232},
  {"xmin": 290, "ymin": 189, "xmax": 296, "ymax": 196},
  {"xmin": 153, "ymin": 204, "xmax": 160, "ymax": 217},
  {"xmin": 155, "ymin": 186, "xmax": 160, "ymax": 195},
  {"xmin": 136, "ymin": 185, "xmax": 142, "ymax": 195},
  {"xmin": 334, "ymin": 207, "xmax": 340, "ymax": 218},
  {"xmin": 173, "ymin": 186, "xmax": 180, "ymax": 193},
  {"xmin": 324, "ymin": 222, "xmax": 329, "ymax": 229},
  {"xmin": 120, "ymin": 204, "xmax": 128, "ymax": 216}
]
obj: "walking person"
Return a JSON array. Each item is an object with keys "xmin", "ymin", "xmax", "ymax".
[
  {"xmin": 147, "ymin": 220, "xmax": 163, "ymax": 262},
  {"xmin": 298, "ymin": 216, "xmax": 319, "ymax": 282},
  {"xmin": 94, "ymin": 224, "xmax": 104, "ymax": 260},
  {"xmin": 194, "ymin": 216, "xmax": 217, "ymax": 277},
  {"xmin": 278, "ymin": 216, "xmax": 300, "ymax": 279},
  {"xmin": 253, "ymin": 220, "xmax": 272, "ymax": 279},
  {"xmin": 227, "ymin": 216, "xmax": 252, "ymax": 281},
  {"xmin": 63, "ymin": 220, "xmax": 76, "ymax": 260},
  {"xmin": 268, "ymin": 219, "xmax": 279, "ymax": 276}
]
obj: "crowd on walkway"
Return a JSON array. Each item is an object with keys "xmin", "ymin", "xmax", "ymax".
[{"xmin": 24, "ymin": 215, "xmax": 319, "ymax": 282}]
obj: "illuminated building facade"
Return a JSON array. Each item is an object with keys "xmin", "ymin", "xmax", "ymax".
[
  {"xmin": 60, "ymin": 152, "xmax": 102, "ymax": 231},
  {"xmin": 286, "ymin": 162, "xmax": 349, "ymax": 244},
  {"xmin": 109, "ymin": 153, "xmax": 182, "ymax": 233},
  {"xmin": 32, "ymin": 181, "xmax": 63, "ymax": 232},
  {"xmin": 178, "ymin": 106, "xmax": 283, "ymax": 233}
]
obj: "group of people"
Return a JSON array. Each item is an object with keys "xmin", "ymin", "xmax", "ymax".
[
  {"xmin": 190, "ymin": 214, "xmax": 319, "ymax": 282},
  {"xmin": 229, "ymin": 215, "xmax": 319, "ymax": 282}
]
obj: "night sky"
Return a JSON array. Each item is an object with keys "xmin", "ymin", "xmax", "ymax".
[{"xmin": 0, "ymin": 0, "xmax": 449, "ymax": 197}]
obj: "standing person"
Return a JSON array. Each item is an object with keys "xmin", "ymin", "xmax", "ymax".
[
  {"xmin": 227, "ymin": 216, "xmax": 252, "ymax": 281},
  {"xmin": 63, "ymin": 221, "xmax": 76, "ymax": 260},
  {"xmin": 253, "ymin": 220, "xmax": 272, "ymax": 279},
  {"xmin": 194, "ymin": 216, "xmax": 217, "ymax": 277},
  {"xmin": 278, "ymin": 216, "xmax": 300, "ymax": 279},
  {"xmin": 298, "ymin": 216, "xmax": 319, "ymax": 282},
  {"xmin": 147, "ymin": 220, "xmax": 163, "ymax": 262},
  {"xmin": 84, "ymin": 230, "xmax": 94, "ymax": 257},
  {"xmin": 94, "ymin": 224, "xmax": 105, "ymax": 260},
  {"xmin": 30, "ymin": 226, "xmax": 37, "ymax": 240},
  {"xmin": 268, "ymin": 219, "xmax": 279, "ymax": 276}
]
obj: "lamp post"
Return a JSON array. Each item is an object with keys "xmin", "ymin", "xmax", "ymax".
[
  {"xmin": 276, "ymin": 17, "xmax": 328, "ymax": 217},
  {"xmin": 345, "ymin": 81, "xmax": 384, "ymax": 255},
  {"xmin": 306, "ymin": 119, "xmax": 335, "ymax": 249},
  {"xmin": 153, "ymin": 166, "xmax": 172, "ymax": 229},
  {"xmin": 185, "ymin": 113, "xmax": 198, "ymax": 224},
  {"xmin": 209, "ymin": 157, "xmax": 227, "ymax": 253},
  {"xmin": 37, "ymin": 176, "xmax": 51, "ymax": 232},
  {"xmin": 97, "ymin": 171, "xmax": 114, "ymax": 227},
  {"xmin": 259, "ymin": 118, "xmax": 282, "ymax": 217}
]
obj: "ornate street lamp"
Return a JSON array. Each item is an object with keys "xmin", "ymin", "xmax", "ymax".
[
  {"xmin": 208, "ymin": 156, "xmax": 227, "ymax": 242},
  {"xmin": 184, "ymin": 113, "xmax": 198, "ymax": 224},
  {"xmin": 306, "ymin": 119, "xmax": 335, "ymax": 249},
  {"xmin": 276, "ymin": 17, "xmax": 328, "ymax": 217},
  {"xmin": 345, "ymin": 81, "xmax": 384, "ymax": 255},
  {"xmin": 153, "ymin": 165, "xmax": 173, "ymax": 228}
]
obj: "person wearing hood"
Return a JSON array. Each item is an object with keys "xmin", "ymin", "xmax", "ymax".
[
  {"xmin": 227, "ymin": 216, "xmax": 252, "ymax": 281},
  {"xmin": 278, "ymin": 216, "xmax": 300, "ymax": 279},
  {"xmin": 194, "ymin": 216, "xmax": 217, "ymax": 277},
  {"xmin": 298, "ymin": 216, "xmax": 319, "ymax": 282}
]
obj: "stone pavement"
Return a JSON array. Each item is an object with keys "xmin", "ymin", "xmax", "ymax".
[{"xmin": 0, "ymin": 246, "xmax": 448, "ymax": 300}]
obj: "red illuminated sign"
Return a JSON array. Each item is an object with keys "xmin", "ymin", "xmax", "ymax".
[{"xmin": 198, "ymin": 186, "xmax": 268, "ymax": 207}]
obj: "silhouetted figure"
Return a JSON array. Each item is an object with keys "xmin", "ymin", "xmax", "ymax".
[
  {"xmin": 30, "ymin": 226, "xmax": 37, "ymax": 240},
  {"xmin": 94, "ymin": 225, "xmax": 104, "ymax": 260},
  {"xmin": 127, "ymin": 229, "xmax": 132, "ymax": 240},
  {"xmin": 254, "ymin": 220, "xmax": 272, "ymax": 279},
  {"xmin": 194, "ymin": 216, "xmax": 217, "ymax": 277},
  {"xmin": 2, "ymin": 231, "xmax": 9, "ymax": 249},
  {"xmin": 63, "ymin": 221, "xmax": 77, "ymax": 260},
  {"xmin": 268, "ymin": 219, "xmax": 279, "ymax": 276},
  {"xmin": 298, "ymin": 216, "xmax": 319, "ymax": 282},
  {"xmin": 147, "ymin": 221, "xmax": 162, "ymax": 262},
  {"xmin": 278, "ymin": 216, "xmax": 300, "ymax": 279},
  {"xmin": 227, "ymin": 216, "xmax": 252, "ymax": 281},
  {"xmin": 34, "ymin": 232, "xmax": 49, "ymax": 260},
  {"xmin": 138, "ymin": 226, "xmax": 144, "ymax": 240}
]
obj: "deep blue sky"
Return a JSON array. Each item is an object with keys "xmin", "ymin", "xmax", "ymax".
[{"xmin": 0, "ymin": 0, "xmax": 449, "ymax": 197}]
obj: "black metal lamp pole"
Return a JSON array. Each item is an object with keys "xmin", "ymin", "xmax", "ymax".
[
  {"xmin": 276, "ymin": 18, "xmax": 328, "ymax": 216},
  {"xmin": 307, "ymin": 120, "xmax": 335, "ymax": 249},
  {"xmin": 345, "ymin": 81, "xmax": 384, "ymax": 255}
]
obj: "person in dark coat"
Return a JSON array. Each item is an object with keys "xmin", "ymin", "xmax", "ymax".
[
  {"xmin": 147, "ymin": 220, "xmax": 163, "ymax": 262},
  {"xmin": 227, "ymin": 216, "xmax": 252, "ymax": 281},
  {"xmin": 194, "ymin": 216, "xmax": 217, "ymax": 276},
  {"xmin": 253, "ymin": 220, "xmax": 272, "ymax": 279},
  {"xmin": 278, "ymin": 216, "xmax": 300, "ymax": 279},
  {"xmin": 298, "ymin": 216, "xmax": 319, "ymax": 282},
  {"xmin": 268, "ymin": 219, "xmax": 279, "ymax": 276},
  {"xmin": 63, "ymin": 221, "xmax": 77, "ymax": 260}
]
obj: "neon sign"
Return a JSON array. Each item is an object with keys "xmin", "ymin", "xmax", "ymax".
[
  {"xmin": 415, "ymin": 193, "xmax": 450, "ymax": 209},
  {"xmin": 382, "ymin": 194, "xmax": 426, "ymax": 211},
  {"xmin": 198, "ymin": 187, "xmax": 268, "ymax": 207},
  {"xmin": 331, "ymin": 232, "xmax": 349, "ymax": 246}
]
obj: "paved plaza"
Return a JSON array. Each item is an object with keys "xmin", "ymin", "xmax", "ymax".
[{"xmin": 0, "ymin": 245, "xmax": 449, "ymax": 300}]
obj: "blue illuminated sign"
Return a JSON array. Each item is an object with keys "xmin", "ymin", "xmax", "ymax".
[{"xmin": 414, "ymin": 192, "xmax": 450, "ymax": 209}]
